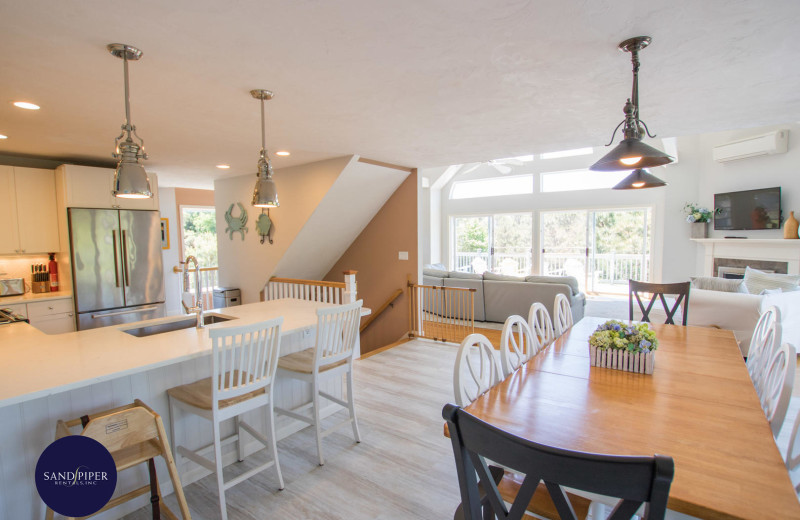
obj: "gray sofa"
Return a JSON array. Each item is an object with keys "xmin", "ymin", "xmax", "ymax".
[{"xmin": 422, "ymin": 268, "xmax": 585, "ymax": 324}]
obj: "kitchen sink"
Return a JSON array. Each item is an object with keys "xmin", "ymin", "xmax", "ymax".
[{"xmin": 122, "ymin": 314, "xmax": 236, "ymax": 337}]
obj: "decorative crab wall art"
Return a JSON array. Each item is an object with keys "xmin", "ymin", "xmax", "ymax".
[
  {"xmin": 224, "ymin": 202, "xmax": 248, "ymax": 241},
  {"xmin": 257, "ymin": 210, "xmax": 274, "ymax": 244}
]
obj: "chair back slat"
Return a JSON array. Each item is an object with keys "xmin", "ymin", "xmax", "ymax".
[
  {"xmin": 443, "ymin": 403, "xmax": 675, "ymax": 520},
  {"xmin": 747, "ymin": 306, "xmax": 782, "ymax": 388},
  {"xmin": 760, "ymin": 342, "xmax": 795, "ymax": 436},
  {"xmin": 553, "ymin": 293, "xmax": 574, "ymax": 337},
  {"xmin": 500, "ymin": 316, "xmax": 538, "ymax": 378},
  {"xmin": 528, "ymin": 303, "xmax": 555, "ymax": 347},
  {"xmin": 210, "ymin": 317, "xmax": 283, "ymax": 404},
  {"xmin": 628, "ymin": 280, "xmax": 691, "ymax": 325},
  {"xmin": 314, "ymin": 300, "xmax": 363, "ymax": 368},
  {"xmin": 454, "ymin": 334, "xmax": 501, "ymax": 407}
]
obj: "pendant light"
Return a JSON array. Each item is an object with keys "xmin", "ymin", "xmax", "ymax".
[
  {"xmin": 108, "ymin": 43, "xmax": 152, "ymax": 199},
  {"xmin": 591, "ymin": 36, "xmax": 672, "ymax": 181},
  {"xmin": 612, "ymin": 168, "xmax": 667, "ymax": 190},
  {"xmin": 251, "ymin": 89, "xmax": 279, "ymax": 208}
]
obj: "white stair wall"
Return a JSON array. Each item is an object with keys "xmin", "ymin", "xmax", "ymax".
[{"xmin": 272, "ymin": 157, "xmax": 410, "ymax": 280}]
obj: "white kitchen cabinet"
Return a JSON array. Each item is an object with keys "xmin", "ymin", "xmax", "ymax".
[
  {"xmin": 0, "ymin": 166, "xmax": 60, "ymax": 254},
  {"xmin": 0, "ymin": 303, "xmax": 27, "ymax": 318},
  {"xmin": 55, "ymin": 164, "xmax": 159, "ymax": 210},
  {"xmin": 26, "ymin": 298, "xmax": 75, "ymax": 334}
]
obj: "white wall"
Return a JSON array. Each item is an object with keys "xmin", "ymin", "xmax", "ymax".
[
  {"xmin": 421, "ymin": 122, "xmax": 799, "ymax": 284},
  {"xmin": 158, "ymin": 187, "xmax": 182, "ymax": 316},
  {"xmin": 214, "ymin": 156, "xmax": 351, "ymax": 304}
]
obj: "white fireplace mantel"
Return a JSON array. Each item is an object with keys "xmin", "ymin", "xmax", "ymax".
[{"xmin": 691, "ymin": 238, "xmax": 800, "ymax": 276}]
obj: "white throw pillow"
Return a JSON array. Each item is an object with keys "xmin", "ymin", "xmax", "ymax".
[
  {"xmin": 743, "ymin": 267, "xmax": 800, "ymax": 295},
  {"xmin": 690, "ymin": 276, "xmax": 747, "ymax": 293}
]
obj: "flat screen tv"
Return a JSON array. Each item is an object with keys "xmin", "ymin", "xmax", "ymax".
[{"xmin": 714, "ymin": 187, "xmax": 781, "ymax": 230}]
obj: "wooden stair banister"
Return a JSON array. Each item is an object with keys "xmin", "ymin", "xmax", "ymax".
[{"xmin": 360, "ymin": 288, "xmax": 403, "ymax": 332}]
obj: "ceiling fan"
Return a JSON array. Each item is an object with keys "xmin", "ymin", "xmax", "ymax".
[{"xmin": 459, "ymin": 155, "xmax": 533, "ymax": 175}]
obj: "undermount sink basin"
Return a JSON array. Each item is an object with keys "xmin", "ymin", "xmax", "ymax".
[{"xmin": 122, "ymin": 314, "xmax": 236, "ymax": 337}]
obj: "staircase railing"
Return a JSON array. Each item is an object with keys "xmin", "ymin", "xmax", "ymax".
[
  {"xmin": 408, "ymin": 282, "xmax": 475, "ymax": 343},
  {"xmin": 262, "ymin": 271, "xmax": 358, "ymax": 304},
  {"xmin": 360, "ymin": 288, "xmax": 403, "ymax": 332}
]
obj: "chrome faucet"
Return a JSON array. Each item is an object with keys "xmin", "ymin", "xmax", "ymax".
[{"xmin": 182, "ymin": 256, "xmax": 204, "ymax": 328}]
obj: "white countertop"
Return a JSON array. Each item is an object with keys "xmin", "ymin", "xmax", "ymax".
[
  {"xmin": 0, "ymin": 291, "xmax": 73, "ymax": 305},
  {"xmin": 0, "ymin": 299, "xmax": 368, "ymax": 408}
]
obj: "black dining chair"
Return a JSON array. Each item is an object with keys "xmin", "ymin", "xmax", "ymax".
[
  {"xmin": 443, "ymin": 403, "xmax": 674, "ymax": 520},
  {"xmin": 628, "ymin": 280, "xmax": 691, "ymax": 325}
]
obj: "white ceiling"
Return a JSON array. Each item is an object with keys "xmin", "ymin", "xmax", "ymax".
[{"xmin": 1, "ymin": 1, "xmax": 799, "ymax": 188}]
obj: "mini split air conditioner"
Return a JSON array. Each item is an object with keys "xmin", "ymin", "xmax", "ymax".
[{"xmin": 712, "ymin": 129, "xmax": 789, "ymax": 162}]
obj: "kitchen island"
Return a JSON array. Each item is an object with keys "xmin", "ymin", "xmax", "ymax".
[{"xmin": 0, "ymin": 298, "xmax": 368, "ymax": 520}]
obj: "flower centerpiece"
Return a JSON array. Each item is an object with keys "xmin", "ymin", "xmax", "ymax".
[
  {"xmin": 588, "ymin": 320, "xmax": 658, "ymax": 374},
  {"xmin": 683, "ymin": 203, "xmax": 720, "ymax": 238}
]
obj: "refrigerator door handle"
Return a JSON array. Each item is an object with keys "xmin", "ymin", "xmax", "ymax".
[
  {"xmin": 91, "ymin": 306, "xmax": 159, "ymax": 319},
  {"xmin": 121, "ymin": 230, "xmax": 130, "ymax": 286},
  {"xmin": 112, "ymin": 230, "xmax": 120, "ymax": 287}
]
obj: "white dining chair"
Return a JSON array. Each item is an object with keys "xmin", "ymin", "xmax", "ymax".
[
  {"xmin": 553, "ymin": 293, "xmax": 574, "ymax": 337},
  {"xmin": 454, "ymin": 333, "xmax": 501, "ymax": 407},
  {"xmin": 528, "ymin": 302, "xmax": 555, "ymax": 347},
  {"xmin": 759, "ymin": 342, "xmax": 795, "ymax": 437},
  {"xmin": 167, "ymin": 317, "xmax": 284, "ymax": 520},
  {"xmin": 785, "ymin": 411, "xmax": 800, "ymax": 492},
  {"xmin": 746, "ymin": 306, "xmax": 782, "ymax": 397},
  {"xmin": 274, "ymin": 300, "xmax": 363, "ymax": 466},
  {"xmin": 499, "ymin": 315, "xmax": 539, "ymax": 378}
]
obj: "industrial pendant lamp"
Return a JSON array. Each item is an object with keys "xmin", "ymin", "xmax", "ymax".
[
  {"xmin": 251, "ymin": 89, "xmax": 279, "ymax": 208},
  {"xmin": 591, "ymin": 36, "xmax": 672, "ymax": 181},
  {"xmin": 612, "ymin": 168, "xmax": 667, "ymax": 190},
  {"xmin": 108, "ymin": 43, "xmax": 152, "ymax": 199}
]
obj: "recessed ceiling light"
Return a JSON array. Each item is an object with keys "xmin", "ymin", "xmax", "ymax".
[
  {"xmin": 275, "ymin": 151, "xmax": 290, "ymax": 156},
  {"xmin": 0, "ymin": 134, "xmax": 7, "ymax": 140},
  {"xmin": 13, "ymin": 101, "xmax": 40, "ymax": 110},
  {"xmin": 216, "ymin": 164, "xmax": 231, "ymax": 169}
]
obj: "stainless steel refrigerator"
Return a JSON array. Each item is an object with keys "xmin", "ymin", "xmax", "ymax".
[{"xmin": 68, "ymin": 208, "xmax": 166, "ymax": 330}]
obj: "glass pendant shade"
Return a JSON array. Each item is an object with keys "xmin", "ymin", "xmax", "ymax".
[
  {"xmin": 114, "ymin": 160, "xmax": 152, "ymax": 198},
  {"xmin": 591, "ymin": 138, "xmax": 673, "ymax": 172},
  {"xmin": 612, "ymin": 168, "xmax": 666, "ymax": 190}
]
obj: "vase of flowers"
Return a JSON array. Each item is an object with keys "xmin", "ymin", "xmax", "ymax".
[
  {"xmin": 588, "ymin": 320, "xmax": 658, "ymax": 374},
  {"xmin": 684, "ymin": 203, "xmax": 719, "ymax": 239}
]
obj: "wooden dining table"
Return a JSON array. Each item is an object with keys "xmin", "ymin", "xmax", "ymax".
[{"xmin": 460, "ymin": 317, "xmax": 800, "ymax": 519}]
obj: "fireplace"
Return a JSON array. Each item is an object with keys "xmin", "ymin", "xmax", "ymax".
[
  {"xmin": 693, "ymin": 239, "xmax": 800, "ymax": 278},
  {"xmin": 713, "ymin": 258, "xmax": 786, "ymax": 278}
]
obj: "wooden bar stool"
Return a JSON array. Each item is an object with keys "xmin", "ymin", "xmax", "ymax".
[{"xmin": 44, "ymin": 399, "xmax": 191, "ymax": 519}]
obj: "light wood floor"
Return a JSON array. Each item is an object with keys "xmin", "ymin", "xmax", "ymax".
[{"xmin": 123, "ymin": 340, "xmax": 463, "ymax": 520}]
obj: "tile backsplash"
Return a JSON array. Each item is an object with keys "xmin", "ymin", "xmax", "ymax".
[{"xmin": 0, "ymin": 255, "xmax": 51, "ymax": 290}]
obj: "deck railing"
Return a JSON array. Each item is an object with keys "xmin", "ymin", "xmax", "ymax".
[
  {"xmin": 408, "ymin": 283, "xmax": 475, "ymax": 343},
  {"xmin": 174, "ymin": 266, "xmax": 219, "ymax": 309}
]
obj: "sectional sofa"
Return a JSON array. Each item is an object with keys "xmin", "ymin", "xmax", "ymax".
[{"xmin": 422, "ymin": 267, "xmax": 586, "ymax": 324}]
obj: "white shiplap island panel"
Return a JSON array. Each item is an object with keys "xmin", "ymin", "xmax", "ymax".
[{"xmin": 0, "ymin": 299, "xmax": 368, "ymax": 520}]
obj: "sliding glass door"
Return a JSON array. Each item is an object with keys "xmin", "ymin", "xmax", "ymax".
[
  {"xmin": 540, "ymin": 208, "xmax": 652, "ymax": 294},
  {"xmin": 452, "ymin": 213, "xmax": 532, "ymax": 275}
]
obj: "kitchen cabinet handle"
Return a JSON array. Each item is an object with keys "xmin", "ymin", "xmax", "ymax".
[
  {"xmin": 112, "ymin": 230, "xmax": 120, "ymax": 287},
  {"xmin": 91, "ymin": 306, "xmax": 157, "ymax": 319},
  {"xmin": 121, "ymin": 230, "xmax": 130, "ymax": 286}
]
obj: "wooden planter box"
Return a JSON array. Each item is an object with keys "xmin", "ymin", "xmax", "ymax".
[{"xmin": 590, "ymin": 345, "xmax": 654, "ymax": 374}]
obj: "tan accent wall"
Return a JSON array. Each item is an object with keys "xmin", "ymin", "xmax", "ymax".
[
  {"xmin": 174, "ymin": 187, "xmax": 215, "ymax": 261},
  {"xmin": 324, "ymin": 170, "xmax": 418, "ymax": 354}
]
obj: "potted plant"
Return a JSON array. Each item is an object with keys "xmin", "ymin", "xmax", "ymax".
[
  {"xmin": 683, "ymin": 203, "xmax": 719, "ymax": 238},
  {"xmin": 588, "ymin": 320, "xmax": 658, "ymax": 374}
]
